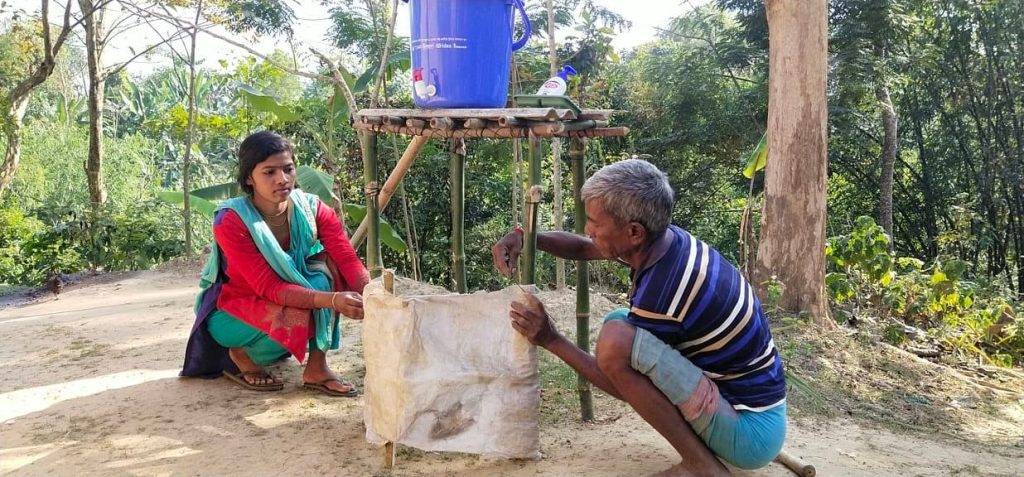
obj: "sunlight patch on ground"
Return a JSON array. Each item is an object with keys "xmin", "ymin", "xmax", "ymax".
[
  {"xmin": 0, "ymin": 442, "xmax": 75, "ymax": 475},
  {"xmin": 0, "ymin": 369, "xmax": 179, "ymax": 422},
  {"xmin": 244, "ymin": 396, "xmax": 349, "ymax": 429},
  {"xmin": 105, "ymin": 435, "xmax": 201, "ymax": 469}
]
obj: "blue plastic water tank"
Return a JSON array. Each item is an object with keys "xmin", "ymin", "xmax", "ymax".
[{"xmin": 407, "ymin": 0, "xmax": 531, "ymax": 109}]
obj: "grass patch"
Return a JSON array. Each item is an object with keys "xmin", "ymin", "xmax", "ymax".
[
  {"xmin": 538, "ymin": 352, "xmax": 582, "ymax": 426},
  {"xmin": 0, "ymin": 283, "xmax": 27, "ymax": 297}
]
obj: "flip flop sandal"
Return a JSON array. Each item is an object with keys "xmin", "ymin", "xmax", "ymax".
[
  {"xmin": 303, "ymin": 378, "xmax": 358, "ymax": 397},
  {"xmin": 223, "ymin": 370, "xmax": 284, "ymax": 391}
]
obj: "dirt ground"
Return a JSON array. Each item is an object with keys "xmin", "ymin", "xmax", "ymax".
[{"xmin": 1, "ymin": 267, "xmax": 1023, "ymax": 477}]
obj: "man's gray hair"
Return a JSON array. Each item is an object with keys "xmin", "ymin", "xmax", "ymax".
[{"xmin": 581, "ymin": 159, "xmax": 674, "ymax": 238}]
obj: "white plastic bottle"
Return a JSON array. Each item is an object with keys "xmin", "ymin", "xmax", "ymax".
[{"xmin": 536, "ymin": 65, "xmax": 577, "ymax": 96}]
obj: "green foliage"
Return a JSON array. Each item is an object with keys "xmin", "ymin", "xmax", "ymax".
[
  {"xmin": 211, "ymin": 0, "xmax": 296, "ymax": 36},
  {"xmin": 11, "ymin": 123, "xmax": 162, "ymax": 210},
  {"xmin": 827, "ymin": 216, "xmax": 1023, "ymax": 366},
  {"xmin": 0, "ymin": 206, "xmax": 46, "ymax": 284},
  {"xmin": 237, "ymin": 83, "xmax": 299, "ymax": 122}
]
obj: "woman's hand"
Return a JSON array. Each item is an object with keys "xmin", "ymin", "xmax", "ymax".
[
  {"xmin": 331, "ymin": 291, "xmax": 364, "ymax": 319},
  {"xmin": 509, "ymin": 291, "xmax": 559, "ymax": 347},
  {"xmin": 491, "ymin": 229, "xmax": 524, "ymax": 277}
]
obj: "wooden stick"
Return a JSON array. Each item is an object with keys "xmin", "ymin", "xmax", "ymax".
[
  {"xmin": 775, "ymin": 450, "xmax": 815, "ymax": 477},
  {"xmin": 383, "ymin": 269, "xmax": 395, "ymax": 294},
  {"xmin": 381, "ymin": 269, "xmax": 396, "ymax": 469},
  {"xmin": 383, "ymin": 441, "xmax": 396, "ymax": 469}
]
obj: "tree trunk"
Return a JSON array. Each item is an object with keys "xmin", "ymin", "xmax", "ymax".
[
  {"xmin": 0, "ymin": 0, "xmax": 72, "ymax": 195},
  {"xmin": 876, "ymin": 83, "xmax": 897, "ymax": 250},
  {"xmin": 547, "ymin": 0, "xmax": 565, "ymax": 289},
  {"xmin": 80, "ymin": 0, "xmax": 108, "ymax": 210},
  {"xmin": 755, "ymin": 0, "xmax": 832, "ymax": 326},
  {"xmin": 181, "ymin": 1, "xmax": 203, "ymax": 258},
  {"xmin": 0, "ymin": 98, "xmax": 31, "ymax": 194}
]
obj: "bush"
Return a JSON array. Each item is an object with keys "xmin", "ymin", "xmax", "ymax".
[
  {"xmin": 826, "ymin": 216, "xmax": 1023, "ymax": 366},
  {"xmin": 0, "ymin": 206, "xmax": 49, "ymax": 284}
]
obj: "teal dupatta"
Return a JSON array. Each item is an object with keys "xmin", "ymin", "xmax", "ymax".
[{"xmin": 194, "ymin": 189, "xmax": 340, "ymax": 354}]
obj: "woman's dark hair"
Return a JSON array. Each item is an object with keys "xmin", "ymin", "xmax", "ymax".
[{"xmin": 237, "ymin": 131, "xmax": 295, "ymax": 195}]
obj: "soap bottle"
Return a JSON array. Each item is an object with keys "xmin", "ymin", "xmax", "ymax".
[{"xmin": 536, "ymin": 65, "xmax": 577, "ymax": 96}]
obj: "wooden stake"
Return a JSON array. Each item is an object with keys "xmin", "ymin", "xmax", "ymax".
[
  {"xmin": 383, "ymin": 441, "xmax": 396, "ymax": 469},
  {"xmin": 775, "ymin": 450, "xmax": 816, "ymax": 477},
  {"xmin": 382, "ymin": 269, "xmax": 396, "ymax": 469}
]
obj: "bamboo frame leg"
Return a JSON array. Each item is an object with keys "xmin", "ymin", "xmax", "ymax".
[
  {"xmin": 449, "ymin": 138, "xmax": 467, "ymax": 293},
  {"xmin": 352, "ymin": 135, "xmax": 429, "ymax": 247},
  {"xmin": 360, "ymin": 131, "xmax": 382, "ymax": 278},
  {"xmin": 522, "ymin": 132, "xmax": 543, "ymax": 285},
  {"xmin": 570, "ymin": 137, "xmax": 593, "ymax": 421},
  {"xmin": 381, "ymin": 269, "xmax": 397, "ymax": 469}
]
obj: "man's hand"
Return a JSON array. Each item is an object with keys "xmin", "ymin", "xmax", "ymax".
[
  {"xmin": 509, "ymin": 291, "xmax": 560, "ymax": 347},
  {"xmin": 491, "ymin": 229, "xmax": 524, "ymax": 277}
]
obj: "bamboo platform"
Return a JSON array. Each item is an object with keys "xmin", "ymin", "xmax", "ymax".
[
  {"xmin": 353, "ymin": 108, "xmax": 627, "ymax": 139},
  {"xmin": 357, "ymin": 107, "xmax": 626, "ymax": 447}
]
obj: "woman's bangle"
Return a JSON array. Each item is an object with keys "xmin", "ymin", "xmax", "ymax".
[{"xmin": 331, "ymin": 292, "xmax": 339, "ymax": 309}]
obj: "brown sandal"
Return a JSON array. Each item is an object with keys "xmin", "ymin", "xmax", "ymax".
[{"xmin": 223, "ymin": 370, "xmax": 284, "ymax": 391}]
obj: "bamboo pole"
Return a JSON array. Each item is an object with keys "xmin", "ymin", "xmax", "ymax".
[
  {"xmin": 498, "ymin": 116, "xmax": 523, "ymax": 127},
  {"xmin": 449, "ymin": 138, "xmax": 467, "ymax": 293},
  {"xmin": 352, "ymin": 135, "xmax": 429, "ymax": 247},
  {"xmin": 360, "ymin": 131, "xmax": 382, "ymax": 278},
  {"xmin": 522, "ymin": 132, "xmax": 543, "ymax": 285},
  {"xmin": 464, "ymin": 118, "xmax": 487, "ymax": 129},
  {"xmin": 570, "ymin": 137, "xmax": 593, "ymax": 421},
  {"xmin": 430, "ymin": 117, "xmax": 455, "ymax": 130}
]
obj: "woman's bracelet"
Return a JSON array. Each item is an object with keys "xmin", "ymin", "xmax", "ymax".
[{"xmin": 331, "ymin": 292, "xmax": 339, "ymax": 309}]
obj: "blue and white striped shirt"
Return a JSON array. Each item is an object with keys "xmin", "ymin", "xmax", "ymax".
[{"xmin": 626, "ymin": 225, "xmax": 786, "ymax": 411}]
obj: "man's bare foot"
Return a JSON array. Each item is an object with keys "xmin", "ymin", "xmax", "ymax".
[
  {"xmin": 648, "ymin": 462, "xmax": 732, "ymax": 477},
  {"xmin": 227, "ymin": 347, "xmax": 282, "ymax": 387}
]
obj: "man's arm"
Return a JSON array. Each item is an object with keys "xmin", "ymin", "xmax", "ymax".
[
  {"xmin": 510, "ymin": 293, "xmax": 623, "ymax": 400},
  {"xmin": 492, "ymin": 229, "xmax": 609, "ymax": 277},
  {"xmin": 536, "ymin": 231, "xmax": 608, "ymax": 261}
]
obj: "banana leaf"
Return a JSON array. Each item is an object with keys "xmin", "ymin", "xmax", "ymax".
[
  {"xmin": 237, "ymin": 83, "xmax": 299, "ymax": 122},
  {"xmin": 157, "ymin": 191, "xmax": 218, "ymax": 218},
  {"xmin": 743, "ymin": 132, "xmax": 768, "ymax": 179}
]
